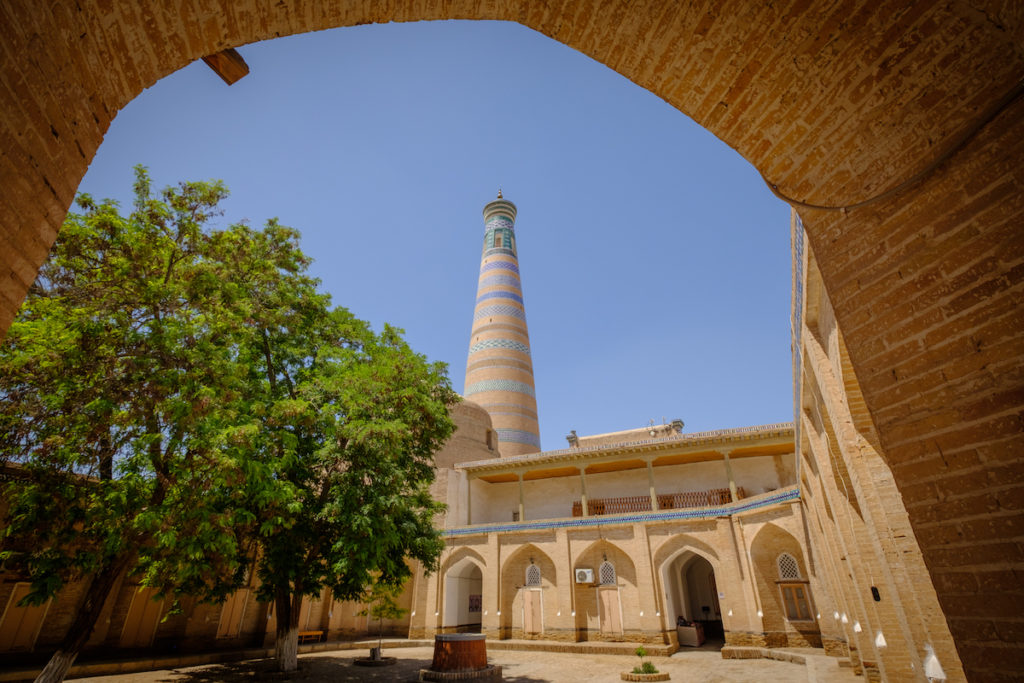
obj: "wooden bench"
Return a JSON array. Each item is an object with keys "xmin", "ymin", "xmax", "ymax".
[{"xmin": 298, "ymin": 630, "xmax": 323, "ymax": 644}]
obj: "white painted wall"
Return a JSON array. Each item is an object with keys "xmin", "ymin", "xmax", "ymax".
[
  {"xmin": 444, "ymin": 567, "xmax": 482, "ymax": 628},
  {"xmin": 522, "ymin": 476, "xmax": 581, "ymax": 520},
  {"xmin": 471, "ymin": 480, "xmax": 519, "ymax": 524},
  {"xmin": 732, "ymin": 456, "xmax": 789, "ymax": 495}
]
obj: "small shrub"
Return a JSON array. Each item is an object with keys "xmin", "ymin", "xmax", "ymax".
[{"xmin": 632, "ymin": 645, "xmax": 659, "ymax": 674}]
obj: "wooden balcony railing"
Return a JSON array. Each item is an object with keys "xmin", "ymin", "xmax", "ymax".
[{"xmin": 571, "ymin": 487, "xmax": 744, "ymax": 517}]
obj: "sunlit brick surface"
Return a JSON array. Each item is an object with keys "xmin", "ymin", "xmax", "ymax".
[{"xmin": 0, "ymin": 3, "xmax": 1022, "ymax": 679}]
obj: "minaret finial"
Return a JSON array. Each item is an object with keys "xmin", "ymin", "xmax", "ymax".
[{"xmin": 497, "ymin": 187, "xmax": 503, "ymax": 199}]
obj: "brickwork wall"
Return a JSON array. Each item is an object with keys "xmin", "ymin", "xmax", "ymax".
[
  {"xmin": 798, "ymin": 245, "xmax": 970, "ymax": 681},
  {"xmin": 409, "ymin": 502, "xmax": 815, "ymax": 648},
  {"xmin": 1, "ymin": 2, "xmax": 1022, "ymax": 678},
  {"xmin": 747, "ymin": 522, "xmax": 823, "ymax": 649}
]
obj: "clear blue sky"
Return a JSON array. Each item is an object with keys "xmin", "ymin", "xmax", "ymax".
[{"xmin": 77, "ymin": 20, "xmax": 794, "ymax": 451}]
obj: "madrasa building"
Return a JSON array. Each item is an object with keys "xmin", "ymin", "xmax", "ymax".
[
  {"xmin": 0, "ymin": 195, "xmax": 969, "ymax": 682},
  {"xmin": 402, "ymin": 194, "xmax": 819, "ymax": 653}
]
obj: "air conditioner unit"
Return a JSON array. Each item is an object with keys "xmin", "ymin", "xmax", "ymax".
[{"xmin": 575, "ymin": 568, "xmax": 594, "ymax": 584}]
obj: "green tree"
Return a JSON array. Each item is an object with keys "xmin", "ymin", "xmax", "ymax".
[
  {"xmin": 0, "ymin": 167, "xmax": 456, "ymax": 679},
  {"xmin": 207, "ymin": 225, "xmax": 455, "ymax": 670},
  {"xmin": 0, "ymin": 168, "xmax": 258, "ymax": 682}
]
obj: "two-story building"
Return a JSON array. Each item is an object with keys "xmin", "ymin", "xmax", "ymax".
[{"xmin": 403, "ymin": 400, "xmax": 826, "ymax": 651}]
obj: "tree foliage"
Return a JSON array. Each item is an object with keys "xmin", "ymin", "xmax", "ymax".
[
  {"xmin": 0, "ymin": 167, "xmax": 456, "ymax": 679},
  {"xmin": 207, "ymin": 222, "xmax": 455, "ymax": 670}
]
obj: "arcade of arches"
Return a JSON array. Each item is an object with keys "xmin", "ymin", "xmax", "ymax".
[{"xmin": 0, "ymin": 2, "xmax": 1022, "ymax": 682}]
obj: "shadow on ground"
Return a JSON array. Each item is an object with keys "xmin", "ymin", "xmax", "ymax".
[{"xmin": 154, "ymin": 654, "xmax": 549, "ymax": 682}]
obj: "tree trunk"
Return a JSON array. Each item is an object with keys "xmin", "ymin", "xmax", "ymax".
[
  {"xmin": 274, "ymin": 588, "xmax": 300, "ymax": 672},
  {"xmin": 35, "ymin": 556, "xmax": 127, "ymax": 683}
]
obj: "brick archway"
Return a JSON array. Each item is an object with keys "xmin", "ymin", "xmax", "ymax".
[{"xmin": 2, "ymin": 3, "xmax": 1022, "ymax": 679}]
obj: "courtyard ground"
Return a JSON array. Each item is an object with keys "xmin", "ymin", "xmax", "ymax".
[{"xmin": 68, "ymin": 644, "xmax": 861, "ymax": 682}]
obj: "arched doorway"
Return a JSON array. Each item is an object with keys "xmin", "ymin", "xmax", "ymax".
[
  {"xmin": 443, "ymin": 558, "xmax": 482, "ymax": 634},
  {"xmin": 661, "ymin": 550, "xmax": 723, "ymax": 646}
]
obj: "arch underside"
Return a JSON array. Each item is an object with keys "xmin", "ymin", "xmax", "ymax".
[{"xmin": 2, "ymin": 2, "xmax": 1023, "ymax": 679}]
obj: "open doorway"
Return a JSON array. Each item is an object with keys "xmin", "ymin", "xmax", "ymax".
[
  {"xmin": 443, "ymin": 558, "xmax": 482, "ymax": 634},
  {"xmin": 662, "ymin": 550, "xmax": 723, "ymax": 647}
]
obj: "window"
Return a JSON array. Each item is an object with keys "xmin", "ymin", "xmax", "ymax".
[
  {"xmin": 777, "ymin": 553, "xmax": 800, "ymax": 579},
  {"xmin": 779, "ymin": 583, "xmax": 813, "ymax": 621},
  {"xmin": 776, "ymin": 552, "xmax": 812, "ymax": 620},
  {"xmin": 599, "ymin": 561, "xmax": 616, "ymax": 585},
  {"xmin": 526, "ymin": 564, "xmax": 541, "ymax": 586}
]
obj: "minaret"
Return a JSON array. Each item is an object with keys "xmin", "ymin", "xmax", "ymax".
[{"xmin": 464, "ymin": 192, "xmax": 541, "ymax": 456}]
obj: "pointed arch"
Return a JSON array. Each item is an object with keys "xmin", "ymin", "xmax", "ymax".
[
  {"xmin": 654, "ymin": 536, "xmax": 724, "ymax": 634},
  {"xmin": 652, "ymin": 533, "xmax": 721, "ymax": 573},
  {"xmin": 441, "ymin": 550, "xmax": 485, "ymax": 634},
  {"xmin": 498, "ymin": 543, "xmax": 557, "ymax": 638},
  {"xmin": 439, "ymin": 546, "xmax": 486, "ymax": 577},
  {"xmin": 749, "ymin": 522, "xmax": 820, "ymax": 647}
]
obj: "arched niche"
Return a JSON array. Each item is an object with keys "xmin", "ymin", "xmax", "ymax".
[
  {"xmin": 749, "ymin": 522, "xmax": 820, "ymax": 648},
  {"xmin": 498, "ymin": 543, "xmax": 557, "ymax": 639},
  {"xmin": 442, "ymin": 556, "xmax": 484, "ymax": 634}
]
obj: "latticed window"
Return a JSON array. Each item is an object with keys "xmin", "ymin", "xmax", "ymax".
[
  {"xmin": 777, "ymin": 553, "xmax": 800, "ymax": 579},
  {"xmin": 599, "ymin": 561, "xmax": 616, "ymax": 585},
  {"xmin": 525, "ymin": 564, "xmax": 541, "ymax": 586}
]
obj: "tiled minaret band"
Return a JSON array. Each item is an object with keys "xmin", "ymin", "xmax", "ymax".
[{"xmin": 464, "ymin": 193, "xmax": 541, "ymax": 456}]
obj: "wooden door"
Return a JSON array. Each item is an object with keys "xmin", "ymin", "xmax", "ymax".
[
  {"xmin": 523, "ymin": 589, "xmax": 542, "ymax": 634},
  {"xmin": 0, "ymin": 584, "xmax": 50, "ymax": 651},
  {"xmin": 120, "ymin": 586, "xmax": 163, "ymax": 648},
  {"xmin": 598, "ymin": 587, "xmax": 622, "ymax": 635}
]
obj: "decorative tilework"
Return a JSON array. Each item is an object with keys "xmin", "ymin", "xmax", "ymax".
[
  {"xmin": 468, "ymin": 338, "xmax": 531, "ymax": 355},
  {"xmin": 497, "ymin": 428, "xmax": 541, "ymax": 447},
  {"xmin": 479, "ymin": 274, "xmax": 521, "ymax": 289},
  {"xmin": 485, "ymin": 217, "xmax": 514, "ymax": 231},
  {"xmin": 483, "ymin": 247, "xmax": 516, "ymax": 257},
  {"xmin": 465, "ymin": 379, "xmax": 536, "ymax": 397},
  {"xmin": 474, "ymin": 305, "xmax": 526, "ymax": 321},
  {"xmin": 488, "ymin": 410, "xmax": 540, "ymax": 421},
  {"xmin": 481, "ymin": 261, "xmax": 520, "ymax": 275},
  {"xmin": 442, "ymin": 487, "xmax": 800, "ymax": 537},
  {"xmin": 467, "ymin": 365, "xmax": 535, "ymax": 380},
  {"xmin": 476, "ymin": 291, "xmax": 523, "ymax": 305}
]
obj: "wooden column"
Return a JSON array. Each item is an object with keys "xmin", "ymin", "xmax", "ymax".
[
  {"xmin": 647, "ymin": 460, "xmax": 659, "ymax": 511},
  {"xmin": 517, "ymin": 473, "xmax": 525, "ymax": 522},
  {"xmin": 722, "ymin": 449, "xmax": 739, "ymax": 503},
  {"xmin": 579, "ymin": 468, "xmax": 589, "ymax": 517}
]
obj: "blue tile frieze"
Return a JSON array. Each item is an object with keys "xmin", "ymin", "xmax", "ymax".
[{"xmin": 443, "ymin": 487, "xmax": 800, "ymax": 537}]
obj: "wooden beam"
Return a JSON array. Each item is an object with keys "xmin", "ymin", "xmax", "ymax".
[{"xmin": 201, "ymin": 48, "xmax": 249, "ymax": 85}]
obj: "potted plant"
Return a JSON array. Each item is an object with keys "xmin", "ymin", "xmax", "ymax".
[{"xmin": 620, "ymin": 646, "xmax": 670, "ymax": 681}]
